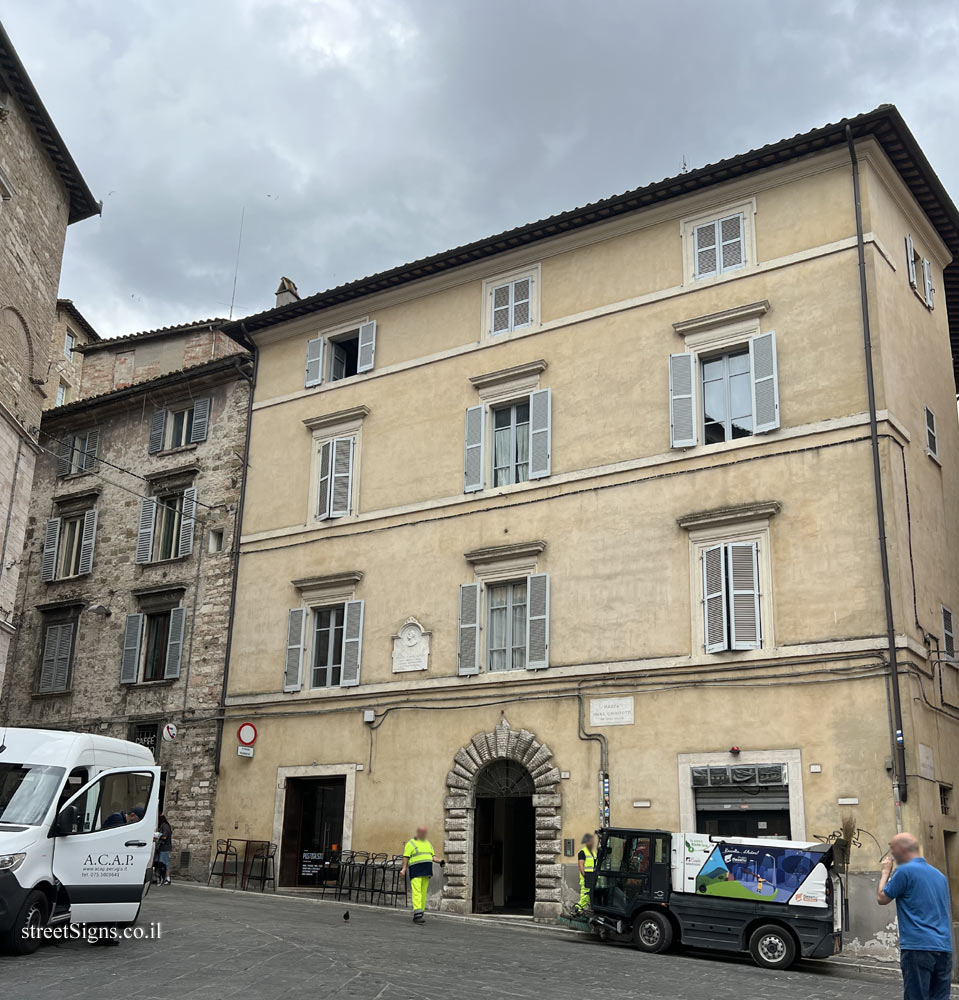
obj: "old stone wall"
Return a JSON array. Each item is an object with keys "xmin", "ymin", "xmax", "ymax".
[{"xmin": 1, "ymin": 359, "xmax": 250, "ymax": 881}]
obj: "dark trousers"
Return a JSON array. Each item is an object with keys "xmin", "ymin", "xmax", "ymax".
[{"xmin": 900, "ymin": 950, "xmax": 952, "ymax": 1000}]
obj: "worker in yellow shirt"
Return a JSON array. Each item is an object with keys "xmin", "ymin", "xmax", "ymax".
[
  {"xmin": 577, "ymin": 832, "xmax": 597, "ymax": 913},
  {"xmin": 400, "ymin": 825, "xmax": 444, "ymax": 922}
]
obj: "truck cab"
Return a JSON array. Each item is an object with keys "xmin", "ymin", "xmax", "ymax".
[
  {"xmin": 589, "ymin": 827, "xmax": 843, "ymax": 970},
  {"xmin": 0, "ymin": 728, "xmax": 160, "ymax": 954}
]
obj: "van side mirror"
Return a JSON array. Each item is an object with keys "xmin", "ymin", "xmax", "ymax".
[{"xmin": 51, "ymin": 805, "xmax": 78, "ymax": 838}]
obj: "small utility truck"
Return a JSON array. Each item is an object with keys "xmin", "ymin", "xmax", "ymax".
[{"xmin": 587, "ymin": 827, "xmax": 844, "ymax": 969}]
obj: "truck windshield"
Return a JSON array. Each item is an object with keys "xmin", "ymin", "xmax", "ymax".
[{"xmin": 0, "ymin": 763, "xmax": 66, "ymax": 825}]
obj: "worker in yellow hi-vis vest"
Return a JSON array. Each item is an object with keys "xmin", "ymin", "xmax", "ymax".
[
  {"xmin": 400, "ymin": 826, "xmax": 444, "ymax": 922},
  {"xmin": 577, "ymin": 833, "xmax": 598, "ymax": 912}
]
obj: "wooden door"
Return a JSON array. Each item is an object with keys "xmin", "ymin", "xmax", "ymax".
[{"xmin": 473, "ymin": 798, "xmax": 494, "ymax": 913}]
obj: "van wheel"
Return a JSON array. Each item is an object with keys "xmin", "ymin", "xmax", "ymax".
[
  {"xmin": 2, "ymin": 890, "xmax": 49, "ymax": 955},
  {"xmin": 632, "ymin": 911, "xmax": 673, "ymax": 953},
  {"xmin": 748, "ymin": 924, "xmax": 796, "ymax": 969}
]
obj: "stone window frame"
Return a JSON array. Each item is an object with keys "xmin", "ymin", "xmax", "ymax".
[
  {"xmin": 441, "ymin": 718, "xmax": 562, "ymax": 921},
  {"xmin": 303, "ymin": 405, "xmax": 369, "ymax": 527},
  {"xmin": 677, "ymin": 748, "xmax": 806, "ymax": 840},
  {"xmin": 34, "ymin": 600, "xmax": 84, "ymax": 697}
]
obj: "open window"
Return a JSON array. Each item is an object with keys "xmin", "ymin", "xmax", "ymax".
[
  {"xmin": 148, "ymin": 398, "xmax": 211, "ymax": 453},
  {"xmin": 57, "ymin": 428, "xmax": 99, "ymax": 476},
  {"xmin": 41, "ymin": 509, "xmax": 98, "ymax": 582},
  {"xmin": 135, "ymin": 487, "xmax": 197, "ymax": 563},
  {"xmin": 305, "ymin": 322, "xmax": 376, "ymax": 388},
  {"xmin": 120, "ymin": 605, "xmax": 186, "ymax": 685}
]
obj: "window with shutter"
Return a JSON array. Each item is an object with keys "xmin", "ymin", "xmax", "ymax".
[
  {"xmin": 316, "ymin": 441, "xmax": 332, "ymax": 519},
  {"xmin": 693, "ymin": 214, "xmax": 745, "ymax": 279},
  {"xmin": 191, "ymin": 397, "xmax": 211, "ymax": 442},
  {"xmin": 906, "ymin": 235, "xmax": 917, "ymax": 287},
  {"xmin": 58, "ymin": 429, "xmax": 99, "ymax": 476},
  {"xmin": 77, "ymin": 509, "xmax": 98, "ymax": 575},
  {"xmin": 669, "ymin": 353, "xmax": 697, "ymax": 448},
  {"xmin": 357, "ymin": 321, "xmax": 376, "ymax": 373},
  {"xmin": 487, "ymin": 273, "xmax": 536, "ymax": 335},
  {"xmin": 464, "ymin": 405, "xmax": 485, "ymax": 493},
  {"xmin": 305, "ymin": 337, "xmax": 325, "ymax": 387},
  {"xmin": 177, "ymin": 487, "xmax": 197, "ymax": 557},
  {"xmin": 528, "ymin": 389, "xmax": 551, "ymax": 480},
  {"xmin": 149, "ymin": 410, "xmax": 167, "ymax": 453},
  {"xmin": 136, "ymin": 498, "xmax": 157, "ymax": 564},
  {"xmin": 41, "ymin": 517, "xmax": 61, "ymax": 582},
  {"xmin": 922, "ymin": 259, "xmax": 935, "ymax": 309},
  {"xmin": 316, "ymin": 437, "xmax": 354, "ymax": 520},
  {"xmin": 526, "ymin": 573, "xmax": 550, "ymax": 669},
  {"xmin": 38, "ymin": 621, "xmax": 75, "ymax": 694},
  {"xmin": 284, "ymin": 608, "xmax": 306, "ymax": 691},
  {"xmin": 700, "ymin": 541, "xmax": 762, "ymax": 653},
  {"xmin": 120, "ymin": 613, "xmax": 144, "ymax": 684},
  {"xmin": 164, "ymin": 608, "xmax": 186, "ymax": 679},
  {"xmin": 57, "ymin": 437, "xmax": 73, "ymax": 477},
  {"xmin": 341, "ymin": 600, "xmax": 364, "ymax": 686},
  {"xmin": 926, "ymin": 407, "xmax": 939, "ymax": 460},
  {"xmin": 749, "ymin": 331, "xmax": 779, "ymax": 434},
  {"xmin": 457, "ymin": 583, "xmax": 480, "ymax": 676},
  {"xmin": 942, "ymin": 606, "xmax": 955, "ymax": 660}
]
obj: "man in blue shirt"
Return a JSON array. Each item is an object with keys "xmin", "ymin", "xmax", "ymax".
[{"xmin": 877, "ymin": 832, "xmax": 953, "ymax": 1000}]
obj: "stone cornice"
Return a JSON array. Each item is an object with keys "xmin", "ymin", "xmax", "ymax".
[
  {"xmin": 302, "ymin": 405, "xmax": 370, "ymax": 432},
  {"xmin": 677, "ymin": 501, "xmax": 782, "ymax": 530},
  {"xmin": 468, "ymin": 360, "xmax": 548, "ymax": 391},
  {"xmin": 464, "ymin": 540, "xmax": 547, "ymax": 565},
  {"xmin": 673, "ymin": 300, "xmax": 770, "ymax": 336},
  {"xmin": 292, "ymin": 571, "xmax": 364, "ymax": 592}
]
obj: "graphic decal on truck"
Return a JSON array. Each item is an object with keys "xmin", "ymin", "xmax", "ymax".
[{"xmin": 694, "ymin": 843, "xmax": 827, "ymax": 906}]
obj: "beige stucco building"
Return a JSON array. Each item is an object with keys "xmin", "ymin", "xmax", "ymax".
[{"xmin": 215, "ymin": 107, "xmax": 959, "ymax": 954}]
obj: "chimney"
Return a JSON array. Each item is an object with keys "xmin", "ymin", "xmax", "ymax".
[{"xmin": 275, "ymin": 276, "xmax": 300, "ymax": 308}]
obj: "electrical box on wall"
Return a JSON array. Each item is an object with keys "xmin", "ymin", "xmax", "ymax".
[{"xmin": 563, "ymin": 838, "xmax": 574, "ymax": 857}]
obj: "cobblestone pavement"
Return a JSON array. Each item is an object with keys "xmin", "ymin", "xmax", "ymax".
[{"xmin": 0, "ymin": 884, "xmax": 921, "ymax": 999}]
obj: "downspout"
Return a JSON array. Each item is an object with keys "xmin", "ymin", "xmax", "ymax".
[
  {"xmin": 214, "ymin": 339, "xmax": 257, "ymax": 775},
  {"xmin": 845, "ymin": 125, "xmax": 906, "ymax": 830},
  {"xmin": 577, "ymin": 686, "xmax": 610, "ymax": 828}
]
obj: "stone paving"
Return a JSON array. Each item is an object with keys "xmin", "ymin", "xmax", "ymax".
[{"xmin": 0, "ymin": 883, "xmax": 929, "ymax": 999}]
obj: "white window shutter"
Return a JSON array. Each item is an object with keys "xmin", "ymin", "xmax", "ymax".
[
  {"xmin": 694, "ymin": 221, "xmax": 718, "ymax": 278},
  {"xmin": 317, "ymin": 440, "xmax": 332, "ymax": 519},
  {"xmin": 905, "ymin": 235, "xmax": 917, "ymax": 287},
  {"xmin": 39, "ymin": 625, "xmax": 61, "ymax": 693},
  {"xmin": 178, "ymin": 487, "xmax": 197, "ymax": 557},
  {"xmin": 341, "ymin": 599, "xmax": 364, "ymax": 686},
  {"xmin": 305, "ymin": 337, "xmax": 325, "ymax": 387},
  {"xmin": 82, "ymin": 428, "xmax": 100, "ymax": 471},
  {"xmin": 922, "ymin": 260, "xmax": 935, "ymax": 308},
  {"xmin": 191, "ymin": 397, "xmax": 211, "ymax": 442},
  {"xmin": 41, "ymin": 517, "xmax": 61, "ymax": 582},
  {"xmin": 464, "ymin": 405, "xmax": 485, "ymax": 493},
  {"xmin": 926, "ymin": 407, "xmax": 938, "ymax": 458},
  {"xmin": 942, "ymin": 606, "xmax": 955, "ymax": 659},
  {"xmin": 164, "ymin": 607, "xmax": 186, "ymax": 679},
  {"xmin": 457, "ymin": 583, "xmax": 480, "ymax": 676},
  {"xmin": 136, "ymin": 498, "xmax": 156, "ymax": 564},
  {"xmin": 329, "ymin": 437, "xmax": 354, "ymax": 518},
  {"xmin": 149, "ymin": 410, "xmax": 166, "ymax": 454},
  {"xmin": 52, "ymin": 623, "xmax": 74, "ymax": 691},
  {"xmin": 528, "ymin": 388, "xmax": 551, "ymax": 479},
  {"xmin": 702, "ymin": 544, "xmax": 728, "ymax": 653},
  {"xmin": 57, "ymin": 437, "xmax": 73, "ymax": 477},
  {"xmin": 728, "ymin": 542, "xmax": 761, "ymax": 650},
  {"xmin": 719, "ymin": 214, "xmax": 745, "ymax": 271},
  {"xmin": 357, "ymin": 321, "xmax": 376, "ymax": 373},
  {"xmin": 77, "ymin": 509, "xmax": 98, "ymax": 575},
  {"xmin": 120, "ymin": 613, "xmax": 144, "ymax": 684},
  {"xmin": 491, "ymin": 283, "xmax": 511, "ymax": 334},
  {"xmin": 284, "ymin": 609, "xmax": 306, "ymax": 691},
  {"xmin": 526, "ymin": 573, "xmax": 550, "ymax": 669},
  {"xmin": 512, "ymin": 277, "xmax": 532, "ymax": 328},
  {"xmin": 749, "ymin": 331, "xmax": 780, "ymax": 433},
  {"xmin": 669, "ymin": 353, "xmax": 697, "ymax": 448}
]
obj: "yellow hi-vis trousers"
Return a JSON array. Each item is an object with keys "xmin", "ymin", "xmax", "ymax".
[
  {"xmin": 411, "ymin": 875, "xmax": 429, "ymax": 914},
  {"xmin": 577, "ymin": 872, "xmax": 591, "ymax": 910}
]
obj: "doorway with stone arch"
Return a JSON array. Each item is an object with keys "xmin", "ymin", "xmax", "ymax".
[{"xmin": 440, "ymin": 718, "xmax": 563, "ymax": 920}]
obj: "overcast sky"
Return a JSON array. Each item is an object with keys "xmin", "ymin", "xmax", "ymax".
[{"xmin": 6, "ymin": 0, "xmax": 959, "ymax": 338}]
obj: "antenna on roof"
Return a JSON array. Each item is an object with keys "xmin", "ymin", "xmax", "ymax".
[
  {"xmin": 228, "ymin": 205, "xmax": 245, "ymax": 321},
  {"xmin": 681, "ymin": 154, "xmax": 688, "ymax": 174}
]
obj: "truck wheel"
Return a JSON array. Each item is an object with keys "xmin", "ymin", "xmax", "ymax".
[
  {"xmin": 632, "ymin": 911, "xmax": 673, "ymax": 953},
  {"xmin": 2, "ymin": 890, "xmax": 49, "ymax": 955},
  {"xmin": 748, "ymin": 924, "xmax": 796, "ymax": 969}
]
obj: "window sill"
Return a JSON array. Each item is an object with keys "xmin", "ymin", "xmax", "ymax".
[
  {"xmin": 926, "ymin": 448, "xmax": 942, "ymax": 468},
  {"xmin": 139, "ymin": 555, "xmax": 191, "ymax": 568},
  {"xmin": 122, "ymin": 679, "xmax": 178, "ymax": 689},
  {"xmin": 32, "ymin": 689, "xmax": 72, "ymax": 699},
  {"xmin": 57, "ymin": 470, "xmax": 93, "ymax": 482},
  {"xmin": 155, "ymin": 443, "xmax": 198, "ymax": 458},
  {"xmin": 44, "ymin": 572, "xmax": 91, "ymax": 585}
]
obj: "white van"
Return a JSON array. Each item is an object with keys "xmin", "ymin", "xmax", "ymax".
[{"xmin": 0, "ymin": 727, "xmax": 160, "ymax": 954}]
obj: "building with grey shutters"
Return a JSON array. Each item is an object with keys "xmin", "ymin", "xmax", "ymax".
[{"xmin": 1, "ymin": 321, "xmax": 250, "ymax": 881}]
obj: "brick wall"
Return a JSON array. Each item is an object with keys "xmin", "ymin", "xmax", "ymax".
[{"xmin": 1, "ymin": 361, "xmax": 251, "ymax": 880}]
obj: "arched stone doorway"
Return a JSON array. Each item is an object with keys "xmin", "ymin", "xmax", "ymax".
[{"xmin": 440, "ymin": 718, "xmax": 562, "ymax": 920}]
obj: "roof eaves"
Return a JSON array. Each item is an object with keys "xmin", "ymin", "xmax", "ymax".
[
  {"xmin": 0, "ymin": 21, "xmax": 100, "ymax": 224},
  {"xmin": 56, "ymin": 299, "xmax": 101, "ymax": 343},
  {"xmin": 77, "ymin": 318, "xmax": 229, "ymax": 354}
]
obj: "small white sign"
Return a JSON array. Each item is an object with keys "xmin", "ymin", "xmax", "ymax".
[
  {"xmin": 391, "ymin": 618, "xmax": 431, "ymax": 673},
  {"xmin": 237, "ymin": 745, "xmax": 254, "ymax": 758},
  {"xmin": 589, "ymin": 696, "xmax": 634, "ymax": 727},
  {"xmin": 162, "ymin": 723, "xmax": 177, "ymax": 742},
  {"xmin": 918, "ymin": 743, "xmax": 935, "ymax": 780}
]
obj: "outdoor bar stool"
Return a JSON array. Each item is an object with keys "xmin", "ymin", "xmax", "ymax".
[
  {"xmin": 334, "ymin": 851, "xmax": 357, "ymax": 901},
  {"xmin": 344, "ymin": 851, "xmax": 371, "ymax": 902},
  {"xmin": 317, "ymin": 850, "xmax": 341, "ymax": 899},
  {"xmin": 358, "ymin": 852, "xmax": 389, "ymax": 904},
  {"xmin": 246, "ymin": 842, "xmax": 277, "ymax": 892},
  {"xmin": 209, "ymin": 839, "xmax": 239, "ymax": 887},
  {"xmin": 377, "ymin": 855, "xmax": 408, "ymax": 908}
]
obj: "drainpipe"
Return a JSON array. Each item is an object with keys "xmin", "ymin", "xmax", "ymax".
[
  {"xmin": 577, "ymin": 688, "xmax": 609, "ymax": 828},
  {"xmin": 845, "ymin": 125, "xmax": 906, "ymax": 830},
  {"xmin": 214, "ymin": 338, "xmax": 257, "ymax": 775}
]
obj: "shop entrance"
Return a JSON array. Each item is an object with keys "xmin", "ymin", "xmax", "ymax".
[
  {"xmin": 279, "ymin": 776, "xmax": 346, "ymax": 887},
  {"xmin": 472, "ymin": 761, "xmax": 535, "ymax": 914},
  {"xmin": 693, "ymin": 763, "xmax": 791, "ymax": 839}
]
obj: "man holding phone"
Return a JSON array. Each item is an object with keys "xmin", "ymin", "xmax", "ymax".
[{"xmin": 877, "ymin": 832, "xmax": 952, "ymax": 1000}]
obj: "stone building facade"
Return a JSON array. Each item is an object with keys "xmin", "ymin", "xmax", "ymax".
[
  {"xmin": 44, "ymin": 299, "xmax": 101, "ymax": 409},
  {"xmin": 0, "ymin": 21, "xmax": 99, "ymax": 685},
  {"xmin": 1, "ymin": 325, "xmax": 250, "ymax": 881},
  {"xmin": 214, "ymin": 106, "xmax": 959, "ymax": 954}
]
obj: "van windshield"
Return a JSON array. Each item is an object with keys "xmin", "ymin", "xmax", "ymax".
[{"xmin": 0, "ymin": 763, "xmax": 66, "ymax": 826}]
